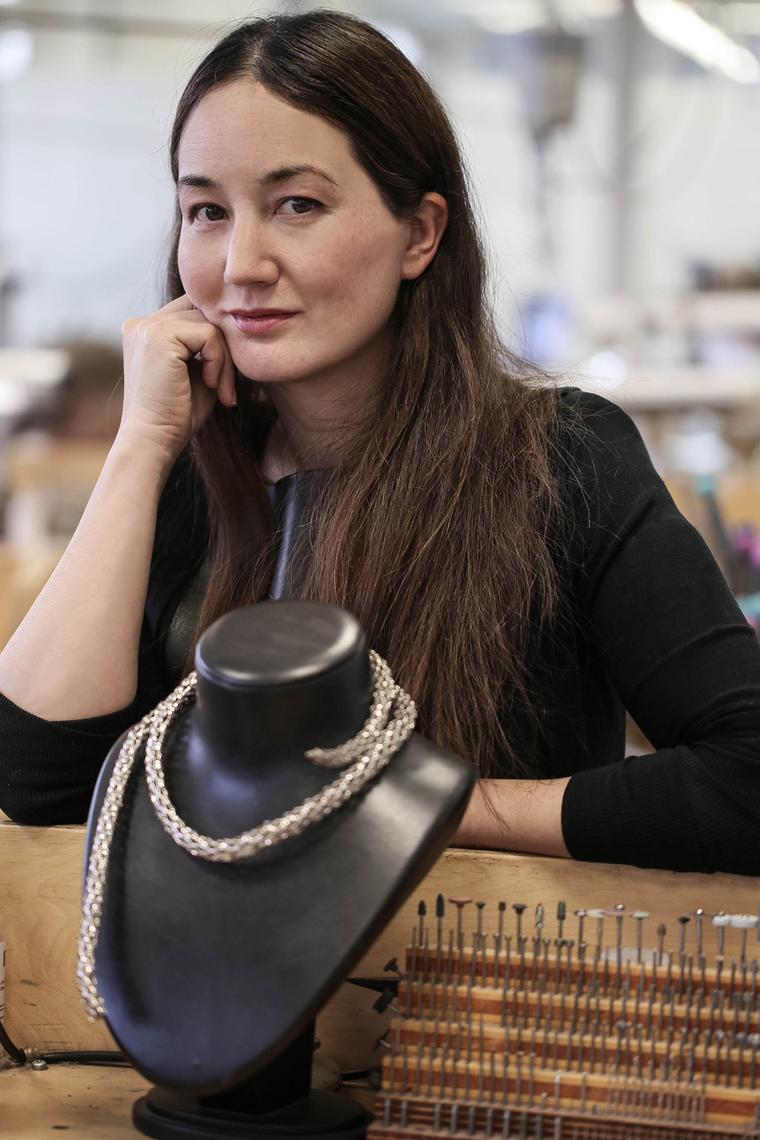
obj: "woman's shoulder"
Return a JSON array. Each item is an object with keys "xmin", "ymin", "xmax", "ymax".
[
  {"xmin": 552, "ymin": 384, "xmax": 641, "ymax": 444},
  {"xmin": 549, "ymin": 384, "xmax": 658, "ymax": 486},
  {"xmin": 545, "ymin": 385, "xmax": 669, "ymax": 566}
]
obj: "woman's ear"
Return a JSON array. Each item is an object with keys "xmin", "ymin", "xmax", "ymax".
[{"xmin": 401, "ymin": 192, "xmax": 449, "ymax": 280}]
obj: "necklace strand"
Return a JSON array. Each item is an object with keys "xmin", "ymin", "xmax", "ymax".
[{"xmin": 77, "ymin": 650, "xmax": 416, "ymax": 1019}]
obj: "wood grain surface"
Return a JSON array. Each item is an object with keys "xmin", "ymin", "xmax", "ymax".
[
  {"xmin": 0, "ymin": 1063, "xmax": 151, "ymax": 1139},
  {"xmin": 3, "ymin": 820, "xmax": 760, "ymax": 1072}
]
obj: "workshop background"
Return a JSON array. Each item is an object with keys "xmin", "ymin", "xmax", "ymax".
[{"xmin": 0, "ymin": 0, "xmax": 759, "ymax": 647}]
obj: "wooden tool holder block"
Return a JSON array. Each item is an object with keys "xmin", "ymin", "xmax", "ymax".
[{"xmin": 368, "ymin": 900, "xmax": 760, "ymax": 1139}]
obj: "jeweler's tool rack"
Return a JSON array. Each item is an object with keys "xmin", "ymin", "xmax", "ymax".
[{"xmin": 368, "ymin": 898, "xmax": 760, "ymax": 1140}]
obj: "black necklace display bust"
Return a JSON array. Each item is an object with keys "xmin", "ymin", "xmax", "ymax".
[{"xmin": 84, "ymin": 600, "xmax": 475, "ymax": 1140}]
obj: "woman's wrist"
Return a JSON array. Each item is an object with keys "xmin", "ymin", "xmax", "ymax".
[
  {"xmin": 451, "ymin": 776, "xmax": 571, "ymax": 858},
  {"xmin": 112, "ymin": 425, "xmax": 181, "ymax": 484}
]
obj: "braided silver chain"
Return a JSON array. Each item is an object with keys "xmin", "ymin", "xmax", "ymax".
[{"xmin": 77, "ymin": 649, "xmax": 416, "ymax": 1020}]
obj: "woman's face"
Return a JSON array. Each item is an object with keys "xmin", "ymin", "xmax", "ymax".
[{"xmin": 176, "ymin": 79, "xmax": 425, "ymax": 392}]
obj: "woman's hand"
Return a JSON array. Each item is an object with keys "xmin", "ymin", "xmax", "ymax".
[{"xmin": 118, "ymin": 294, "xmax": 237, "ymax": 463}]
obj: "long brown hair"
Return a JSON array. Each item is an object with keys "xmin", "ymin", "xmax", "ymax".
[{"xmin": 166, "ymin": 10, "xmax": 570, "ymax": 777}]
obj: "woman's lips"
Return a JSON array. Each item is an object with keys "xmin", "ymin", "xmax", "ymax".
[{"xmin": 230, "ymin": 312, "xmax": 297, "ymax": 335}]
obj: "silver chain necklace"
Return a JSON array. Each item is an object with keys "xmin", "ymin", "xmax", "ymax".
[{"xmin": 77, "ymin": 649, "xmax": 416, "ymax": 1020}]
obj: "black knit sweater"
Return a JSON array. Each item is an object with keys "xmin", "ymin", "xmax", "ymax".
[{"xmin": 2, "ymin": 389, "xmax": 759, "ymax": 874}]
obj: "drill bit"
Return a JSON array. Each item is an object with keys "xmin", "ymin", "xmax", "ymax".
[
  {"xmin": 541, "ymin": 938, "xmax": 551, "ymax": 995},
  {"xmin": 678, "ymin": 915, "xmax": 690, "ymax": 997},
  {"xmin": 417, "ymin": 898, "xmax": 427, "ymax": 946},
  {"xmin": 613, "ymin": 903, "xmax": 625, "ymax": 973},
  {"xmin": 694, "ymin": 908, "xmax": 704, "ymax": 959},
  {"xmin": 556, "ymin": 900, "xmax": 567, "ymax": 944},
  {"xmin": 575, "ymin": 908, "xmax": 587, "ymax": 957},
  {"xmin": 678, "ymin": 914, "xmax": 690, "ymax": 958},
  {"xmin": 492, "ymin": 930, "xmax": 502, "ymax": 990},
  {"xmin": 435, "ymin": 893, "xmax": 445, "ymax": 948},
  {"xmin": 588, "ymin": 908, "xmax": 605, "ymax": 965},
  {"xmin": 632, "ymin": 910, "xmax": 648, "ymax": 966},
  {"xmin": 475, "ymin": 901, "xmax": 486, "ymax": 953},
  {"xmin": 731, "ymin": 913, "xmax": 758, "ymax": 965},
  {"xmin": 495, "ymin": 908, "xmax": 508, "ymax": 987},
  {"xmin": 513, "ymin": 903, "xmax": 527, "ymax": 952},
  {"xmin": 450, "ymin": 896, "xmax": 472, "ymax": 952},
  {"xmin": 713, "ymin": 911, "xmax": 730, "ymax": 959},
  {"xmin": 515, "ymin": 1050, "xmax": 523, "ymax": 1104},
  {"xmin": 517, "ymin": 927, "xmax": 527, "ymax": 987}
]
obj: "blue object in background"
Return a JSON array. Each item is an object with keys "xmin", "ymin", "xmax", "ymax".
[{"xmin": 517, "ymin": 294, "xmax": 573, "ymax": 367}]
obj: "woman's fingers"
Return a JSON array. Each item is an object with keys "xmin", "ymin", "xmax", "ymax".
[{"xmin": 162, "ymin": 298, "xmax": 238, "ymax": 406}]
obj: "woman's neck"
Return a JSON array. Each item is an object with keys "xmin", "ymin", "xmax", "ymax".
[
  {"xmin": 259, "ymin": 396, "xmax": 364, "ymax": 484},
  {"xmin": 257, "ymin": 344, "xmax": 389, "ymax": 481}
]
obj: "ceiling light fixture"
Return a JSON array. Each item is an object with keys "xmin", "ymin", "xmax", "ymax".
[{"xmin": 635, "ymin": 0, "xmax": 760, "ymax": 83}]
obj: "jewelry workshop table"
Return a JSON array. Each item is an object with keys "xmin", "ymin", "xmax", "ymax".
[{"xmin": 2, "ymin": 818, "xmax": 760, "ymax": 1136}]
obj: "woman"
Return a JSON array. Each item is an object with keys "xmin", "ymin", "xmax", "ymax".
[{"xmin": 1, "ymin": 11, "xmax": 758, "ymax": 873}]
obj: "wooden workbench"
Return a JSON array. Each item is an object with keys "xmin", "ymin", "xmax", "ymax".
[
  {"xmin": 1, "ymin": 1063, "xmax": 151, "ymax": 1139},
  {"xmin": 3, "ymin": 819, "xmax": 760, "ymax": 1135}
]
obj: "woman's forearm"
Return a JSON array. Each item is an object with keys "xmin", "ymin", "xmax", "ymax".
[
  {"xmin": 0, "ymin": 432, "xmax": 175, "ymax": 720},
  {"xmin": 451, "ymin": 777, "xmax": 571, "ymax": 858}
]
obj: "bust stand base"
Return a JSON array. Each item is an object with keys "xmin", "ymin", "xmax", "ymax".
[
  {"xmin": 132, "ymin": 1090, "xmax": 370, "ymax": 1140},
  {"xmin": 132, "ymin": 1024, "xmax": 371, "ymax": 1140}
]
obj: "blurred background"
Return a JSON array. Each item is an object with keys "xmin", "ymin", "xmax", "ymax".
[{"xmin": 0, "ymin": 0, "xmax": 759, "ymax": 650}]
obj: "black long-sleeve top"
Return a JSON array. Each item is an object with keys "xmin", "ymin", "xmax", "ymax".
[{"xmin": 2, "ymin": 388, "xmax": 759, "ymax": 875}]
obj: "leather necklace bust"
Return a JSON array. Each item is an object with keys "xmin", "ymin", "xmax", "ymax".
[{"xmin": 85, "ymin": 598, "xmax": 475, "ymax": 1137}]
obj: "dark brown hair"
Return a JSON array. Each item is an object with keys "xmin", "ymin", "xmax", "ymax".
[{"xmin": 166, "ymin": 10, "xmax": 570, "ymax": 777}]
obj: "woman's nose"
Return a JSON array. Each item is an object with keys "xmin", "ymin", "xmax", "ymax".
[{"xmin": 223, "ymin": 222, "xmax": 279, "ymax": 287}]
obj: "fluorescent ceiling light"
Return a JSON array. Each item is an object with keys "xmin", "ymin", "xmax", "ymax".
[
  {"xmin": 447, "ymin": 0, "xmax": 621, "ymax": 35},
  {"xmin": 445, "ymin": 0, "xmax": 547, "ymax": 35},
  {"xmin": 722, "ymin": 2, "xmax": 760, "ymax": 37},
  {"xmin": 572, "ymin": 0, "xmax": 621, "ymax": 15},
  {"xmin": 0, "ymin": 24, "xmax": 33, "ymax": 83},
  {"xmin": 635, "ymin": 0, "xmax": 760, "ymax": 83}
]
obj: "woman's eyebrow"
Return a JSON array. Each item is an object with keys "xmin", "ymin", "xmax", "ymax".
[{"xmin": 177, "ymin": 164, "xmax": 338, "ymax": 191}]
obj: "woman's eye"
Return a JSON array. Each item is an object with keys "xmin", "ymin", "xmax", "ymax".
[
  {"xmin": 188, "ymin": 204, "xmax": 225, "ymax": 224},
  {"xmin": 185, "ymin": 198, "xmax": 319, "ymax": 223},
  {"xmin": 277, "ymin": 197, "xmax": 320, "ymax": 216}
]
